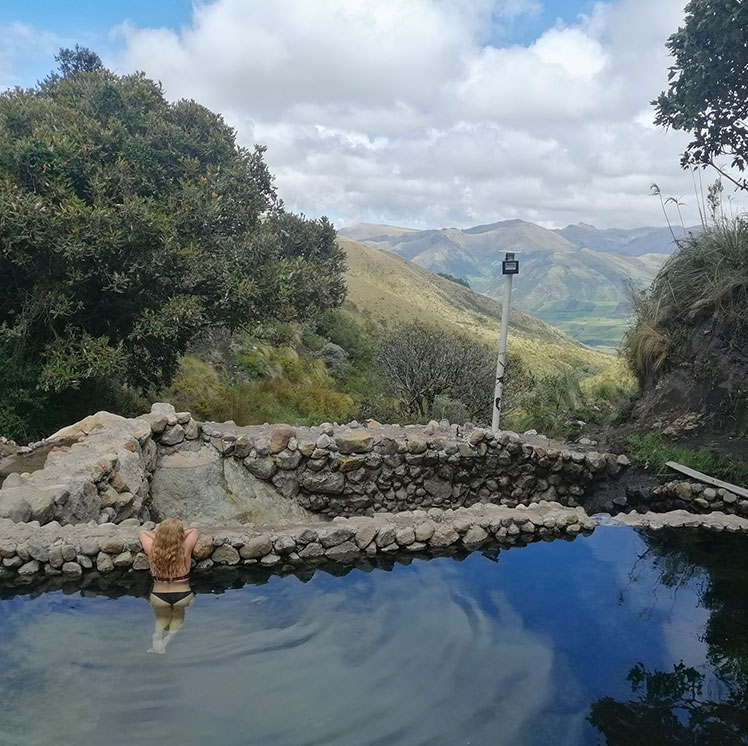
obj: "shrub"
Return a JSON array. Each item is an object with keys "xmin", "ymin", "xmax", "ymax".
[
  {"xmin": 624, "ymin": 217, "xmax": 748, "ymax": 383},
  {"xmin": 318, "ymin": 342, "xmax": 350, "ymax": 379},
  {"xmin": 0, "ymin": 47, "xmax": 345, "ymax": 439}
]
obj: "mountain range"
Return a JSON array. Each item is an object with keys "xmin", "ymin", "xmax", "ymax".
[{"xmin": 338, "ymin": 220, "xmax": 698, "ymax": 349}]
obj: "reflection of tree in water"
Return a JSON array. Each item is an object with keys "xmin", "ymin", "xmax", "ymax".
[{"xmin": 589, "ymin": 529, "xmax": 748, "ymax": 745}]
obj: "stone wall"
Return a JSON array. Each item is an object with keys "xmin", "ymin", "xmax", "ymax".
[
  {"xmin": 0, "ymin": 403, "xmax": 631, "ymax": 527},
  {"xmin": 640, "ymin": 479, "xmax": 748, "ymax": 516},
  {"xmin": 0, "ymin": 501, "xmax": 595, "ymax": 589},
  {"xmin": 0, "ymin": 412, "xmax": 160, "ymax": 526},
  {"xmin": 146, "ymin": 405, "xmax": 632, "ymax": 523}
]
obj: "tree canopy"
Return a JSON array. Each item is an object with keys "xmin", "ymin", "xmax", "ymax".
[
  {"xmin": 653, "ymin": 0, "xmax": 748, "ymax": 190},
  {"xmin": 0, "ymin": 47, "xmax": 345, "ymax": 439}
]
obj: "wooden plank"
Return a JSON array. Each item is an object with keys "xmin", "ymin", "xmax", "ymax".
[{"xmin": 666, "ymin": 461, "xmax": 748, "ymax": 499}]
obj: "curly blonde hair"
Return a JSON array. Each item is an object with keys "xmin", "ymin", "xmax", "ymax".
[{"xmin": 150, "ymin": 518, "xmax": 186, "ymax": 579}]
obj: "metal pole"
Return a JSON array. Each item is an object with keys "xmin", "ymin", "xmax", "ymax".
[{"xmin": 492, "ymin": 272, "xmax": 513, "ymax": 432}]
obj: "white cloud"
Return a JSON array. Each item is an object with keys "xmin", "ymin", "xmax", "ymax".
[
  {"xmin": 0, "ymin": 22, "xmax": 63, "ymax": 89},
  {"xmin": 101, "ymin": 1, "xmax": 745, "ymax": 227}
]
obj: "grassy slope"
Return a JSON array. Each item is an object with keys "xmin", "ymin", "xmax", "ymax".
[{"xmin": 340, "ymin": 237, "xmax": 619, "ymax": 378}]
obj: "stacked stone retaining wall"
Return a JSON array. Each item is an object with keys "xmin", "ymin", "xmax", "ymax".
[
  {"xmin": 148, "ymin": 406, "xmax": 631, "ymax": 521},
  {"xmin": 639, "ymin": 479, "xmax": 748, "ymax": 516},
  {"xmin": 0, "ymin": 404, "xmax": 632, "ymax": 527}
]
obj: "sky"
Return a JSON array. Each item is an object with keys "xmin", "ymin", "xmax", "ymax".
[{"xmin": 0, "ymin": 0, "xmax": 742, "ymax": 230}]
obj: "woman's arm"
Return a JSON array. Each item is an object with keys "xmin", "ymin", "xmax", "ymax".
[
  {"xmin": 139, "ymin": 530, "xmax": 154, "ymax": 554},
  {"xmin": 184, "ymin": 528, "xmax": 200, "ymax": 557}
]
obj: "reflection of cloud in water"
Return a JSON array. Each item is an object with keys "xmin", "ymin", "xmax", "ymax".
[
  {"xmin": 0, "ymin": 561, "xmax": 566, "ymax": 746},
  {"xmin": 586, "ymin": 528, "xmax": 709, "ymax": 669}
]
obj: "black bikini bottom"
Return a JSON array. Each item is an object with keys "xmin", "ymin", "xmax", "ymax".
[{"xmin": 151, "ymin": 590, "xmax": 193, "ymax": 605}]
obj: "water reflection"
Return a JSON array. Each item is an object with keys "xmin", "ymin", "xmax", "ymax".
[
  {"xmin": 1, "ymin": 528, "xmax": 748, "ymax": 746},
  {"xmin": 148, "ymin": 588, "xmax": 195, "ymax": 654},
  {"xmin": 589, "ymin": 529, "xmax": 748, "ymax": 745}
]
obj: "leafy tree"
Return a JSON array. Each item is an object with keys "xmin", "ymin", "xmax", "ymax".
[
  {"xmin": 653, "ymin": 0, "xmax": 748, "ymax": 190},
  {"xmin": 0, "ymin": 47, "xmax": 345, "ymax": 440}
]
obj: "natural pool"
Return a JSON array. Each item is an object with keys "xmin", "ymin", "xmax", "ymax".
[{"xmin": 1, "ymin": 526, "xmax": 747, "ymax": 746}]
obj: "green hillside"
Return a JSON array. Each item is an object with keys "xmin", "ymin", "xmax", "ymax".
[{"xmin": 341, "ymin": 237, "xmax": 621, "ymax": 378}]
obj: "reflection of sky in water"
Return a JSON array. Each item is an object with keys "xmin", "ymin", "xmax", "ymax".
[{"xmin": 0, "ymin": 527, "xmax": 726, "ymax": 746}]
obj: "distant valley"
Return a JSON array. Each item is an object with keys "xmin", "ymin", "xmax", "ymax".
[{"xmin": 339, "ymin": 220, "xmax": 697, "ymax": 350}]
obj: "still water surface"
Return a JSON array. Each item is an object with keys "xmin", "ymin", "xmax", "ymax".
[{"xmin": 1, "ymin": 527, "xmax": 747, "ymax": 746}]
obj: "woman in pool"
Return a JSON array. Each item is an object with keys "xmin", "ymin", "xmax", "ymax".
[{"xmin": 139, "ymin": 518, "xmax": 200, "ymax": 654}]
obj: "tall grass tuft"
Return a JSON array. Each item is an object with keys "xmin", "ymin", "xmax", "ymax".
[{"xmin": 624, "ymin": 216, "xmax": 748, "ymax": 381}]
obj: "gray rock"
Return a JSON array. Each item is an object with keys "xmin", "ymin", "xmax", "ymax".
[
  {"xmin": 354, "ymin": 524, "xmax": 378, "ymax": 549},
  {"xmin": 407, "ymin": 436, "xmax": 428, "ymax": 454},
  {"xmin": 233, "ymin": 436, "xmax": 254, "ymax": 459},
  {"xmin": 430, "ymin": 526, "xmax": 459, "ymax": 547},
  {"xmin": 0, "ymin": 489, "xmax": 32, "ymax": 522},
  {"xmin": 212, "ymin": 544, "xmax": 241, "ymax": 565},
  {"xmin": 184, "ymin": 418, "xmax": 199, "ymax": 440},
  {"xmin": 113, "ymin": 550, "xmax": 133, "ymax": 568},
  {"xmin": 100, "ymin": 537, "xmax": 125, "ymax": 554},
  {"xmin": 27, "ymin": 539, "xmax": 49, "ymax": 562},
  {"xmin": 462, "ymin": 525, "xmax": 489, "ymax": 548},
  {"xmin": 298, "ymin": 542, "xmax": 324, "ymax": 559},
  {"xmin": 160, "ymin": 424, "xmax": 185, "ymax": 446},
  {"xmin": 395, "ymin": 527, "xmax": 416, "ymax": 546},
  {"xmin": 3, "ymin": 555, "xmax": 22, "ymax": 569},
  {"xmin": 423, "ymin": 477, "xmax": 452, "ymax": 501},
  {"xmin": 296, "ymin": 528, "xmax": 319, "ymax": 545},
  {"xmin": 0, "ymin": 540, "xmax": 16, "ymax": 558},
  {"xmin": 414, "ymin": 520, "xmax": 436, "ymax": 541},
  {"xmin": 48, "ymin": 545, "xmax": 64, "ymax": 569},
  {"xmin": 133, "ymin": 552, "xmax": 150, "ymax": 571},
  {"xmin": 240, "ymin": 536, "xmax": 273, "ymax": 559},
  {"xmin": 375, "ymin": 524, "xmax": 397, "ymax": 547},
  {"xmin": 244, "ymin": 457, "xmax": 277, "ymax": 480},
  {"xmin": 325, "ymin": 541, "xmax": 359, "ymax": 562},
  {"xmin": 151, "ymin": 402, "xmax": 176, "ymax": 417},
  {"xmin": 62, "ymin": 561, "xmax": 83, "ymax": 577},
  {"xmin": 316, "ymin": 434, "xmax": 336, "ymax": 450},
  {"xmin": 77, "ymin": 554, "xmax": 93, "ymax": 569},
  {"xmin": 318, "ymin": 526, "xmax": 355, "ymax": 548},
  {"xmin": 96, "ymin": 552, "xmax": 114, "ymax": 573},
  {"xmin": 18, "ymin": 560, "xmax": 40, "ymax": 576},
  {"xmin": 80, "ymin": 538, "xmax": 100, "ymax": 556},
  {"xmin": 274, "ymin": 536, "xmax": 296, "ymax": 555},
  {"xmin": 276, "ymin": 450, "xmax": 302, "ymax": 470},
  {"xmin": 271, "ymin": 471, "xmax": 300, "ymax": 500},
  {"xmin": 300, "ymin": 472, "xmax": 345, "ymax": 494},
  {"xmin": 260, "ymin": 553, "xmax": 281, "ymax": 567}
]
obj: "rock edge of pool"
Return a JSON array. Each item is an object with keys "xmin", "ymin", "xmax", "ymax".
[{"xmin": 2, "ymin": 501, "xmax": 748, "ymax": 596}]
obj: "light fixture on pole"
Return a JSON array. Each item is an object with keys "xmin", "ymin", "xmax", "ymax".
[{"xmin": 492, "ymin": 251, "xmax": 519, "ymax": 432}]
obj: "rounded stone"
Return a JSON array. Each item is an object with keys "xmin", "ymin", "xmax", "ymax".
[
  {"xmin": 212, "ymin": 544, "xmax": 241, "ymax": 565},
  {"xmin": 96, "ymin": 552, "xmax": 114, "ymax": 573},
  {"xmin": 274, "ymin": 536, "xmax": 296, "ymax": 555},
  {"xmin": 239, "ymin": 535, "xmax": 273, "ymax": 559},
  {"xmin": 113, "ymin": 551, "xmax": 133, "ymax": 568},
  {"xmin": 61, "ymin": 561, "xmax": 83, "ymax": 577},
  {"xmin": 99, "ymin": 537, "xmax": 125, "ymax": 554}
]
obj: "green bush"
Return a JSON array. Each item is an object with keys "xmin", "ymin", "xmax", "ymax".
[
  {"xmin": 0, "ymin": 47, "xmax": 345, "ymax": 440},
  {"xmin": 624, "ymin": 217, "xmax": 748, "ymax": 383}
]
